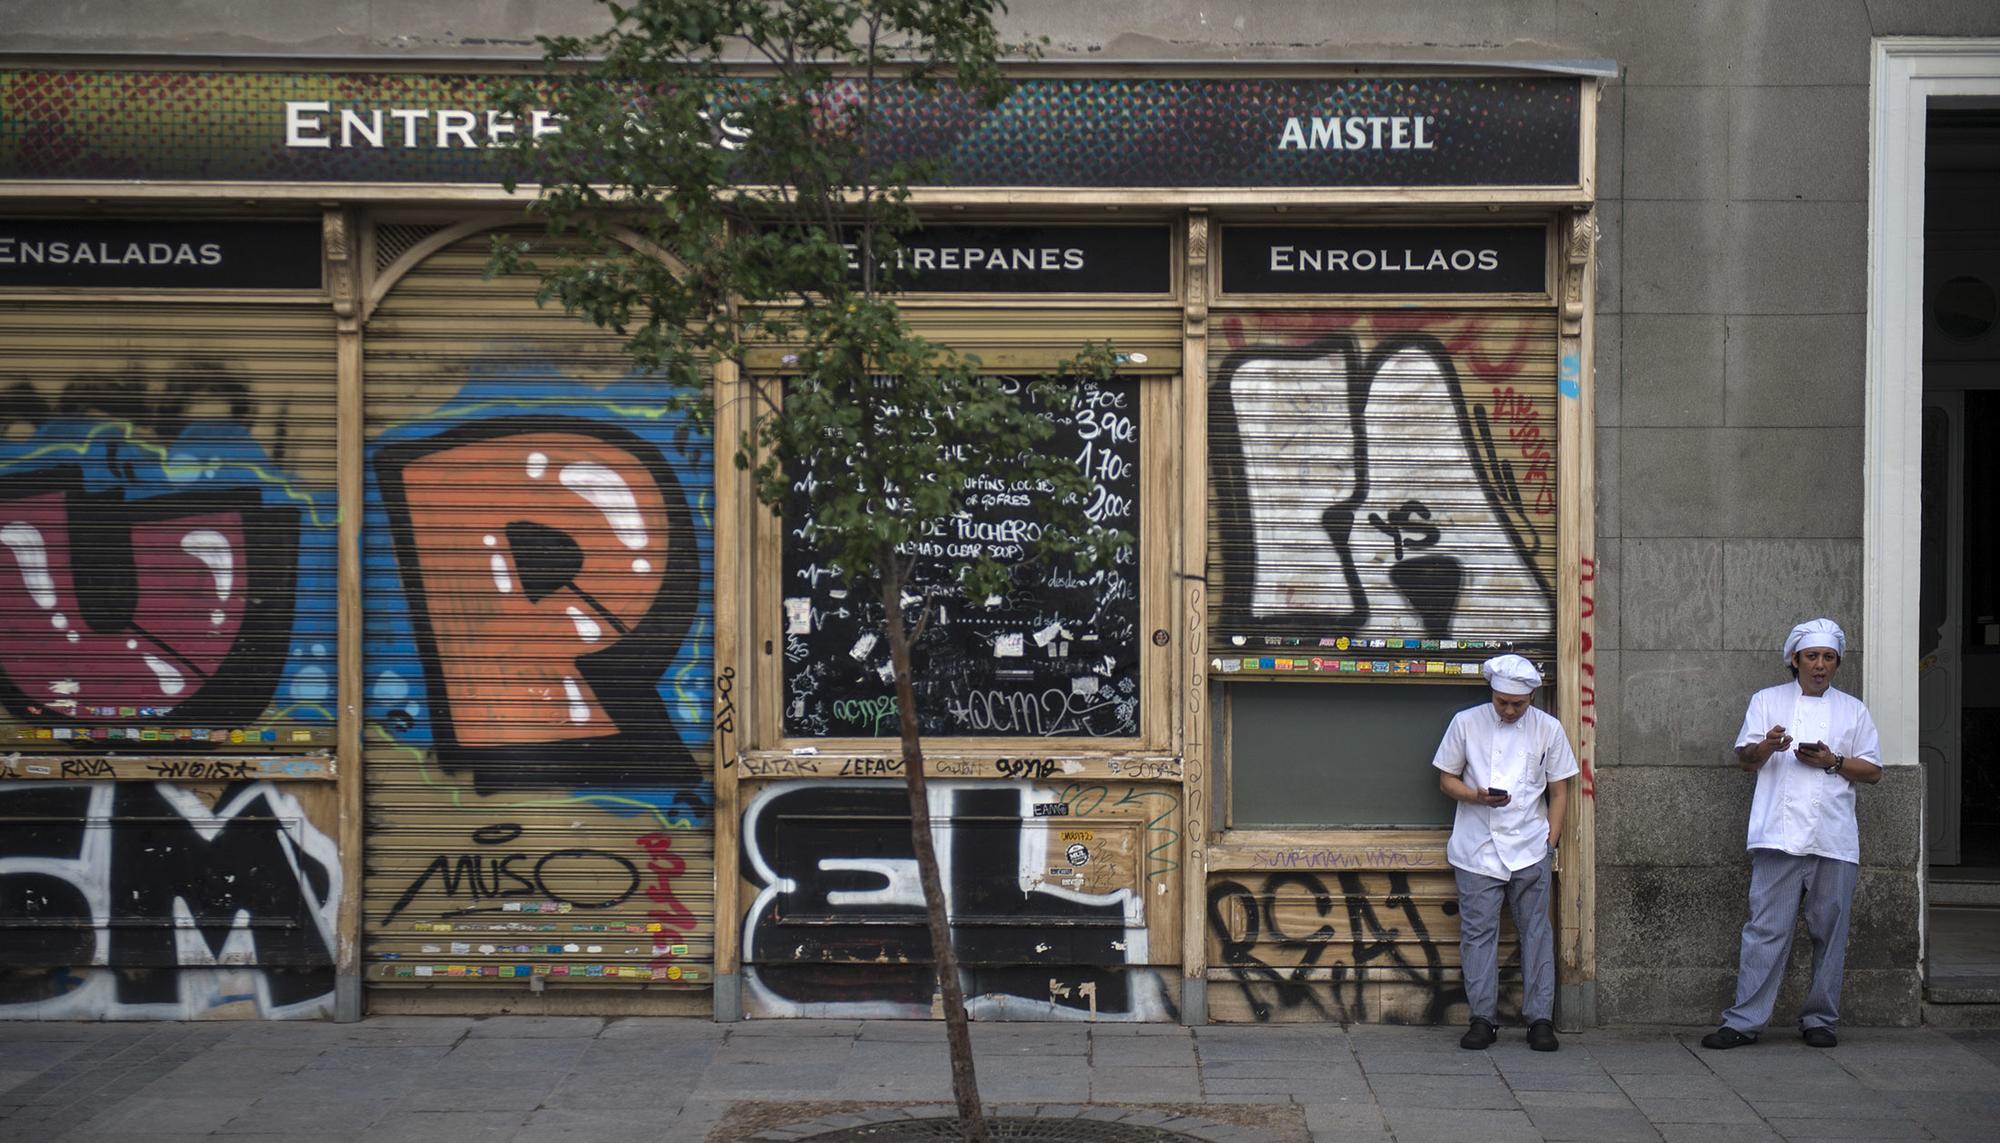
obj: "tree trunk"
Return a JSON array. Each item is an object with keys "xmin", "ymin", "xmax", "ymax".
[{"xmin": 880, "ymin": 565, "xmax": 988, "ymax": 1143}]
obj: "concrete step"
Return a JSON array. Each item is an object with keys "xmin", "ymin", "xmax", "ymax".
[
  {"xmin": 1923, "ymin": 997, "xmax": 2000, "ymax": 1026},
  {"xmin": 1926, "ymin": 975, "xmax": 2000, "ymax": 1005},
  {"xmin": 1930, "ymin": 880, "xmax": 2000, "ymax": 908}
]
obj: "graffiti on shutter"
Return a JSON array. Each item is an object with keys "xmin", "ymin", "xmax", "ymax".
[
  {"xmin": 361, "ymin": 232, "xmax": 717, "ymax": 989},
  {"xmin": 0, "ymin": 300, "xmax": 341, "ymax": 1018},
  {"xmin": 1207, "ymin": 308, "xmax": 1560, "ymax": 679}
]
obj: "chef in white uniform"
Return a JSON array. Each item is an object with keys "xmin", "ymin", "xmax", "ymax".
[
  {"xmin": 1433, "ymin": 653, "xmax": 1578, "ymax": 1052},
  {"xmin": 1702, "ymin": 617, "xmax": 1882, "ymax": 1051}
]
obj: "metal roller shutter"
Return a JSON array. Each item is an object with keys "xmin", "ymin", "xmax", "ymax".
[
  {"xmin": 0, "ymin": 300, "xmax": 340, "ymax": 759},
  {"xmin": 0, "ymin": 296, "xmax": 342, "ymax": 1017},
  {"xmin": 362, "ymin": 228, "xmax": 717, "ymax": 991},
  {"xmin": 1207, "ymin": 307, "xmax": 1560, "ymax": 680},
  {"xmin": 900, "ymin": 305, "xmax": 1182, "ymax": 377}
]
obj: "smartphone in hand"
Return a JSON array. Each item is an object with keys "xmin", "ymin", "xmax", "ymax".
[{"xmin": 1487, "ymin": 787, "xmax": 1509, "ymax": 797}]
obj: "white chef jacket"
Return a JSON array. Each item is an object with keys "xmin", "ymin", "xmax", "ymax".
[
  {"xmin": 1733, "ymin": 682, "xmax": 1881, "ymax": 863},
  {"xmin": 1432, "ymin": 702, "xmax": 1581, "ymax": 881}
]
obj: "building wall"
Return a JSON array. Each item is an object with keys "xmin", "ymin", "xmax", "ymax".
[{"xmin": 10, "ymin": 0, "xmax": 2000, "ymax": 1025}]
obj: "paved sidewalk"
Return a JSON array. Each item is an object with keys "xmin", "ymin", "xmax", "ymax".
[{"xmin": 2, "ymin": 1018, "xmax": 1997, "ymax": 1142}]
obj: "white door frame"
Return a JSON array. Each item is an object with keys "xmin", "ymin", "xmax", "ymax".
[
  {"xmin": 1867, "ymin": 37, "xmax": 2000, "ymax": 970},
  {"xmin": 1867, "ymin": 38, "xmax": 2000, "ymax": 766}
]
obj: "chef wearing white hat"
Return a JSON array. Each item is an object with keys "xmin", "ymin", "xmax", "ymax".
[
  {"xmin": 1702, "ymin": 617, "xmax": 1882, "ymax": 1052},
  {"xmin": 1432, "ymin": 653, "xmax": 1579, "ymax": 1052}
]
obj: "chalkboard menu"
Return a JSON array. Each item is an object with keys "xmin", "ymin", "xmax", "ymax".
[{"xmin": 783, "ymin": 377, "xmax": 1142, "ymax": 739}]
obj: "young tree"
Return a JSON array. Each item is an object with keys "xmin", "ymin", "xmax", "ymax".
[{"xmin": 491, "ymin": 3, "xmax": 1125, "ymax": 1138}]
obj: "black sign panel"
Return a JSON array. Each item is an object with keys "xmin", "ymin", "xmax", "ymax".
[
  {"xmin": 858, "ymin": 225, "xmax": 1171, "ymax": 294},
  {"xmin": 783, "ymin": 377, "xmax": 1141, "ymax": 739},
  {"xmin": 1222, "ymin": 225, "xmax": 1548, "ymax": 295},
  {"xmin": 0, "ymin": 220, "xmax": 323, "ymax": 289},
  {"xmin": 1, "ymin": 73, "xmax": 1583, "ymax": 188}
]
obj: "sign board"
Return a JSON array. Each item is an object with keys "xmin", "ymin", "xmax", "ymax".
[
  {"xmin": 0, "ymin": 220, "xmax": 322, "ymax": 289},
  {"xmin": 0, "ymin": 72, "xmax": 1583, "ymax": 189},
  {"xmin": 856, "ymin": 225, "xmax": 1171, "ymax": 294},
  {"xmin": 1221, "ymin": 225, "xmax": 1548, "ymax": 294}
]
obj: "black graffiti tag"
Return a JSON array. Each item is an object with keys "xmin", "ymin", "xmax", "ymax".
[
  {"xmin": 378, "ymin": 824, "xmax": 640, "ymax": 925},
  {"xmin": 1206, "ymin": 870, "xmax": 1464, "ymax": 1025}
]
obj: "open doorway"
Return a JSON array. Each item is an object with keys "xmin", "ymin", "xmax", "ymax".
[{"xmin": 1920, "ymin": 105, "xmax": 2000, "ymax": 1001}]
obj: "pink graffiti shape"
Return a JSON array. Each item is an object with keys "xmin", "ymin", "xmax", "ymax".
[{"xmin": 0, "ymin": 492, "xmax": 249, "ymax": 714}]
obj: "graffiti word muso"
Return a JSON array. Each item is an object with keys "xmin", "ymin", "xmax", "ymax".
[{"xmin": 380, "ymin": 824, "xmax": 639, "ymax": 925}]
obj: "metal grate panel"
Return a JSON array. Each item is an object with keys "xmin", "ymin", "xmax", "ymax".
[{"xmin": 374, "ymin": 224, "xmax": 443, "ymax": 274}]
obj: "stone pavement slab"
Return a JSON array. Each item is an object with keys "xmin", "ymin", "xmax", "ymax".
[
  {"xmin": 1493, "ymin": 1066, "xmax": 1626, "ymax": 1093},
  {"xmin": 1091, "ymin": 1034, "xmax": 1198, "ymax": 1066},
  {"xmin": 1379, "ymin": 1106, "xmax": 1545, "ymax": 1143},
  {"xmin": 1763, "ymin": 1116, "xmax": 1933, "ymax": 1140},
  {"xmin": 1, "ymin": 1018, "xmax": 1998, "ymax": 1141},
  {"xmin": 1199, "ymin": 1057, "xmax": 1357, "ymax": 1081},
  {"xmin": 463, "ymin": 1016, "xmax": 603, "ymax": 1039},
  {"xmin": 1522, "ymin": 1104, "xmax": 1663, "ymax": 1142},
  {"xmin": 1088, "ymin": 1064, "xmax": 1202, "ymax": 1099},
  {"xmin": 74, "ymin": 1094, "xmax": 259, "ymax": 1136},
  {"xmin": 1512, "ymin": 1089, "xmax": 1639, "ymax": 1109},
  {"xmin": 1626, "ymin": 1093, "xmax": 1763, "ymax": 1124},
  {"xmin": 357, "ymin": 1110, "xmax": 533, "ymax": 1143},
  {"xmin": 1655, "ymin": 1125, "xmax": 1785, "ymax": 1143},
  {"xmin": 1366, "ymin": 1071, "xmax": 1522, "ymax": 1110},
  {"xmin": 1353, "ymin": 1048, "xmax": 1500, "ymax": 1075},
  {"xmin": 218, "ymin": 1096, "xmax": 390, "ymax": 1135}
]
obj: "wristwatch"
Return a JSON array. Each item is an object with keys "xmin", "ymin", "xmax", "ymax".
[{"xmin": 1825, "ymin": 754, "xmax": 1844, "ymax": 775}]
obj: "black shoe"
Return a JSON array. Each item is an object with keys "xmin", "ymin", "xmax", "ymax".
[
  {"xmin": 1527, "ymin": 1019, "xmax": 1560, "ymax": 1052},
  {"xmin": 1699, "ymin": 1025, "xmax": 1758, "ymax": 1050},
  {"xmin": 1459, "ymin": 1017, "xmax": 1496, "ymax": 1050},
  {"xmin": 1801, "ymin": 1026, "xmax": 1838, "ymax": 1048}
]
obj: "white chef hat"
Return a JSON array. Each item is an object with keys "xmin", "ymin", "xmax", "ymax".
[
  {"xmin": 1782, "ymin": 617, "xmax": 1846, "ymax": 663},
  {"xmin": 1481, "ymin": 653, "xmax": 1542, "ymax": 696}
]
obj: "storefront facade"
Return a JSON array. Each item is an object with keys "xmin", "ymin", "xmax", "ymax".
[
  {"xmin": 9, "ymin": 0, "xmax": 1998, "ymax": 1028},
  {"xmin": 0, "ymin": 62, "xmax": 1602, "ymax": 1023}
]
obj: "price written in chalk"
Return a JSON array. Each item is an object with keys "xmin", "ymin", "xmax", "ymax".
[{"xmin": 782, "ymin": 376, "xmax": 1142, "ymax": 739}]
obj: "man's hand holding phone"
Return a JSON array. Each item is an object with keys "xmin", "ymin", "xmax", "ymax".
[{"xmin": 1482, "ymin": 786, "xmax": 1511, "ymax": 808}]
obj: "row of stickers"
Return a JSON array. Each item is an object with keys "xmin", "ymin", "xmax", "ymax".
[
  {"xmin": 11, "ymin": 725, "xmax": 327, "ymax": 744},
  {"xmin": 381, "ymin": 964, "xmax": 703, "ymax": 981},
  {"xmin": 1216, "ymin": 657, "xmax": 1497, "ymax": 677},
  {"xmin": 394, "ymin": 941, "xmax": 692, "ymax": 957},
  {"xmin": 384, "ymin": 899, "xmax": 704, "ymax": 980},
  {"xmin": 1222, "ymin": 635, "xmax": 1524, "ymax": 652}
]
